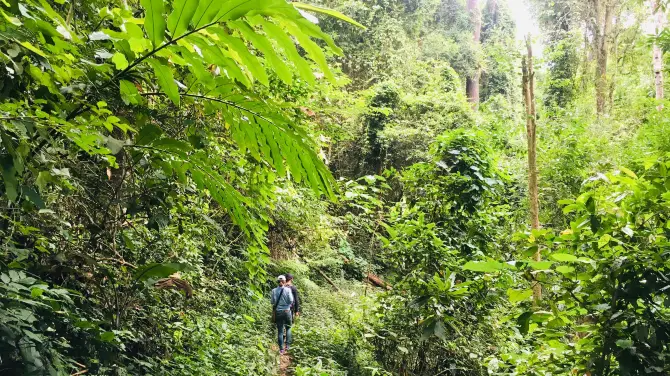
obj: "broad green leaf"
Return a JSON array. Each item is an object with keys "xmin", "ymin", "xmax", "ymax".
[
  {"xmin": 550, "ymin": 253, "xmax": 578, "ymax": 262},
  {"xmin": 507, "ymin": 289, "xmax": 533, "ymax": 303},
  {"xmin": 189, "ymin": 35, "xmax": 251, "ymax": 87},
  {"xmin": 598, "ymin": 234, "xmax": 611, "ymax": 248},
  {"xmin": 37, "ymin": 0, "xmax": 79, "ymax": 42},
  {"xmin": 283, "ymin": 21, "xmax": 335, "ymax": 82},
  {"xmin": 136, "ymin": 124, "xmax": 163, "ymax": 146},
  {"xmin": 125, "ymin": 22, "xmax": 147, "ymax": 39},
  {"xmin": 20, "ymin": 42, "xmax": 47, "ymax": 57},
  {"xmin": 530, "ymin": 311, "xmax": 553, "ymax": 323},
  {"xmin": 462, "ymin": 261, "xmax": 505, "ymax": 273},
  {"xmin": 112, "ymin": 52, "xmax": 129, "ymax": 70},
  {"xmin": 293, "ymin": 17, "xmax": 343, "ymax": 55},
  {"xmin": 620, "ymin": 167, "xmax": 637, "ymax": 179},
  {"xmin": 190, "ymin": 0, "xmax": 219, "ymax": 28},
  {"xmin": 148, "ymin": 59, "xmax": 180, "ymax": 106},
  {"xmin": 215, "ymin": 31, "xmax": 269, "ymax": 85},
  {"xmin": 215, "ymin": 0, "xmax": 268, "ymax": 21},
  {"xmin": 167, "ymin": 0, "xmax": 198, "ymax": 37},
  {"xmin": 231, "ymin": 21, "xmax": 292, "ymax": 85},
  {"xmin": 616, "ymin": 339, "xmax": 633, "ymax": 349},
  {"xmin": 253, "ymin": 17, "xmax": 315, "ymax": 85},
  {"xmin": 119, "ymin": 80, "xmax": 141, "ymax": 105},
  {"xmin": 243, "ymin": 314, "xmax": 256, "ymax": 323},
  {"xmin": 133, "ymin": 263, "xmax": 192, "ymax": 281},
  {"xmin": 141, "ymin": 0, "xmax": 166, "ymax": 47},
  {"xmin": 151, "ymin": 138, "xmax": 193, "ymax": 154},
  {"xmin": 1, "ymin": 9, "xmax": 21, "ymax": 26},
  {"xmin": 528, "ymin": 261, "xmax": 553, "ymax": 270},
  {"xmin": 556, "ymin": 265, "xmax": 575, "ymax": 274},
  {"xmin": 292, "ymin": 3, "xmax": 366, "ymax": 29},
  {"xmin": 100, "ymin": 331, "xmax": 115, "ymax": 342},
  {"xmin": 24, "ymin": 188, "xmax": 45, "ymax": 209}
]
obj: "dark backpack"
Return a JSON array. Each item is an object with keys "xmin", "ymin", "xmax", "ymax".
[{"xmin": 271, "ymin": 287, "xmax": 284, "ymax": 323}]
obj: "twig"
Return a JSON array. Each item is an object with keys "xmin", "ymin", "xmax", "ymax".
[{"xmin": 96, "ymin": 257, "xmax": 136, "ymax": 269}]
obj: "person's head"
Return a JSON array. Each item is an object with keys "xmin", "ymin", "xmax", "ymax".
[
  {"xmin": 285, "ymin": 273, "xmax": 294, "ymax": 285},
  {"xmin": 277, "ymin": 275, "xmax": 286, "ymax": 286}
]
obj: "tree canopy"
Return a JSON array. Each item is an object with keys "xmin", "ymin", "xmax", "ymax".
[{"xmin": 2, "ymin": 0, "xmax": 670, "ymax": 375}]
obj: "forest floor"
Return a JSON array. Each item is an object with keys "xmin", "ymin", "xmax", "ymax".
[
  {"xmin": 270, "ymin": 343, "xmax": 292, "ymax": 376},
  {"xmin": 279, "ymin": 352, "xmax": 292, "ymax": 376}
]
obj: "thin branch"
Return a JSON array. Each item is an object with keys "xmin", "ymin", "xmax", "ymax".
[
  {"xmin": 66, "ymin": 19, "xmax": 224, "ymax": 121},
  {"xmin": 140, "ymin": 92, "xmax": 276, "ymax": 125}
]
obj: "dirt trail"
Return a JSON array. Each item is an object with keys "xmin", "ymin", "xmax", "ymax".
[
  {"xmin": 270, "ymin": 344, "xmax": 292, "ymax": 376},
  {"xmin": 279, "ymin": 352, "xmax": 291, "ymax": 376}
]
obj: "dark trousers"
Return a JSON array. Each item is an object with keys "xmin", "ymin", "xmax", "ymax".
[{"xmin": 276, "ymin": 309, "xmax": 292, "ymax": 349}]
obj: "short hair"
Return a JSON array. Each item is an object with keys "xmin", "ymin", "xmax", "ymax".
[{"xmin": 285, "ymin": 273, "xmax": 294, "ymax": 281}]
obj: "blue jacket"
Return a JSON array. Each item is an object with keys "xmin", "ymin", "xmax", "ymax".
[{"xmin": 271, "ymin": 286, "xmax": 293, "ymax": 311}]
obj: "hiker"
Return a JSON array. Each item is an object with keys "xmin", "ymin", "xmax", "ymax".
[
  {"xmin": 271, "ymin": 275, "xmax": 293, "ymax": 354},
  {"xmin": 285, "ymin": 273, "xmax": 300, "ymax": 319}
]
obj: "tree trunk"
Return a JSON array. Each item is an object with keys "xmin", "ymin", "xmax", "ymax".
[
  {"xmin": 592, "ymin": 0, "xmax": 613, "ymax": 115},
  {"xmin": 365, "ymin": 272, "xmax": 392, "ymax": 290},
  {"xmin": 466, "ymin": 0, "xmax": 481, "ymax": 106},
  {"xmin": 488, "ymin": 0, "xmax": 498, "ymax": 25},
  {"xmin": 653, "ymin": 0, "xmax": 665, "ymax": 110},
  {"xmin": 522, "ymin": 35, "xmax": 541, "ymax": 303}
]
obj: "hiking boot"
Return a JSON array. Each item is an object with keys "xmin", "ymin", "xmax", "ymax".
[{"xmin": 280, "ymin": 349, "xmax": 285, "ymax": 355}]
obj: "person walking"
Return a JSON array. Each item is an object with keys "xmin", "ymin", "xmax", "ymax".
[
  {"xmin": 271, "ymin": 275, "xmax": 293, "ymax": 354},
  {"xmin": 284, "ymin": 273, "xmax": 300, "ymax": 319}
]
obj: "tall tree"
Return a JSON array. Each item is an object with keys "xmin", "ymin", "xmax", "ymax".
[
  {"xmin": 590, "ymin": 0, "xmax": 614, "ymax": 115},
  {"xmin": 533, "ymin": 0, "xmax": 579, "ymax": 110},
  {"xmin": 466, "ymin": 0, "xmax": 482, "ymax": 105},
  {"xmin": 653, "ymin": 0, "xmax": 665, "ymax": 110},
  {"xmin": 522, "ymin": 36, "xmax": 541, "ymax": 303},
  {"xmin": 480, "ymin": 0, "xmax": 517, "ymax": 101}
]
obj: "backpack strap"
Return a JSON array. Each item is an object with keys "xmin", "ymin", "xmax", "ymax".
[{"xmin": 273, "ymin": 287, "xmax": 285, "ymax": 312}]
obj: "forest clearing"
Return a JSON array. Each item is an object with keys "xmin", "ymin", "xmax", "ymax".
[{"xmin": 2, "ymin": 0, "xmax": 670, "ymax": 375}]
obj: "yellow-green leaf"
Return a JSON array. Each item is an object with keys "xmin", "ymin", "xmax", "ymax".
[
  {"xmin": 119, "ymin": 80, "xmax": 141, "ymax": 105},
  {"xmin": 141, "ymin": 0, "xmax": 166, "ymax": 47},
  {"xmin": 112, "ymin": 52, "xmax": 128, "ymax": 70},
  {"xmin": 293, "ymin": 3, "xmax": 366, "ymax": 29},
  {"xmin": 283, "ymin": 21, "xmax": 335, "ymax": 82},
  {"xmin": 148, "ymin": 59, "xmax": 180, "ymax": 106},
  {"xmin": 550, "ymin": 253, "xmax": 578, "ymax": 262},
  {"xmin": 215, "ymin": 0, "xmax": 267, "ymax": 22},
  {"xmin": 253, "ymin": 17, "xmax": 314, "ymax": 85},
  {"xmin": 507, "ymin": 288, "xmax": 533, "ymax": 303},
  {"xmin": 19, "ymin": 41, "xmax": 47, "ymax": 57},
  {"xmin": 190, "ymin": 0, "xmax": 219, "ymax": 28},
  {"xmin": 231, "ymin": 20, "xmax": 292, "ymax": 85},
  {"xmin": 620, "ymin": 166, "xmax": 637, "ymax": 179},
  {"xmin": 215, "ymin": 31, "xmax": 268, "ymax": 86},
  {"xmin": 167, "ymin": 0, "xmax": 198, "ymax": 37},
  {"xmin": 1, "ymin": 9, "xmax": 21, "ymax": 25}
]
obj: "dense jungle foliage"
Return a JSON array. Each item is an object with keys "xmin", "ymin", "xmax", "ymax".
[{"xmin": 2, "ymin": 0, "xmax": 670, "ymax": 375}]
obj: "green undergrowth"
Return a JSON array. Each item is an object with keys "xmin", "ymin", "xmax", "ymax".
[
  {"xmin": 163, "ymin": 299, "xmax": 277, "ymax": 376},
  {"xmin": 271, "ymin": 260, "xmax": 388, "ymax": 376}
]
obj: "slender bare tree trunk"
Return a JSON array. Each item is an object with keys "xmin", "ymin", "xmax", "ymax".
[
  {"xmin": 653, "ymin": 0, "xmax": 665, "ymax": 110},
  {"xmin": 592, "ymin": 0, "xmax": 613, "ymax": 115},
  {"xmin": 522, "ymin": 35, "xmax": 541, "ymax": 303},
  {"xmin": 488, "ymin": 0, "xmax": 498, "ymax": 25},
  {"xmin": 466, "ymin": 0, "xmax": 481, "ymax": 106}
]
